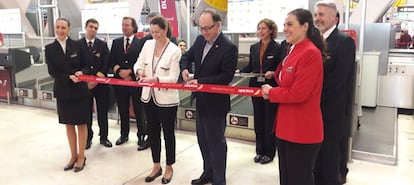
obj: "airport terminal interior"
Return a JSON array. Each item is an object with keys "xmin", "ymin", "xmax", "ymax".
[{"xmin": 1, "ymin": 0, "xmax": 414, "ymax": 184}]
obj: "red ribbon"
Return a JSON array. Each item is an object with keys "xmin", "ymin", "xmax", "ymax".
[{"xmin": 78, "ymin": 75, "xmax": 262, "ymax": 97}]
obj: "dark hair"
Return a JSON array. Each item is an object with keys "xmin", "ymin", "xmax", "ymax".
[
  {"xmin": 85, "ymin": 18, "xmax": 99, "ymax": 27},
  {"xmin": 123, "ymin": 17, "xmax": 138, "ymax": 33},
  {"xmin": 201, "ymin": 9, "xmax": 222, "ymax": 23},
  {"xmin": 56, "ymin": 17, "xmax": 70, "ymax": 27},
  {"xmin": 336, "ymin": 12, "xmax": 340, "ymax": 26},
  {"xmin": 150, "ymin": 16, "xmax": 172, "ymax": 37},
  {"xmin": 178, "ymin": 39, "xmax": 186, "ymax": 45},
  {"xmin": 257, "ymin": 18, "xmax": 278, "ymax": 39},
  {"xmin": 147, "ymin": 12, "xmax": 161, "ymax": 22},
  {"xmin": 288, "ymin": 8, "xmax": 326, "ymax": 62}
]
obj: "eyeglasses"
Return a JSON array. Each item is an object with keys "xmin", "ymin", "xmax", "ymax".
[{"xmin": 198, "ymin": 24, "xmax": 216, "ymax": 32}]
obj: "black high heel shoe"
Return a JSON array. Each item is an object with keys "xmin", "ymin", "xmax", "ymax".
[
  {"xmin": 74, "ymin": 157, "xmax": 86, "ymax": 173},
  {"xmin": 63, "ymin": 159, "xmax": 77, "ymax": 171},
  {"xmin": 161, "ymin": 170, "xmax": 173, "ymax": 184},
  {"xmin": 145, "ymin": 168, "xmax": 162, "ymax": 182}
]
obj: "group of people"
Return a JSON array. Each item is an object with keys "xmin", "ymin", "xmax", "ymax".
[
  {"xmin": 46, "ymin": 12, "xmax": 183, "ymax": 183},
  {"xmin": 45, "ymin": 1, "xmax": 355, "ymax": 185}
]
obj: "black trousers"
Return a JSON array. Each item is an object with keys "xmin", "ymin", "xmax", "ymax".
[
  {"xmin": 87, "ymin": 84, "xmax": 109, "ymax": 141},
  {"xmin": 252, "ymin": 97, "xmax": 277, "ymax": 159},
  {"xmin": 196, "ymin": 112, "xmax": 227, "ymax": 185},
  {"xmin": 314, "ymin": 121, "xmax": 345, "ymax": 185},
  {"xmin": 114, "ymin": 85, "xmax": 146, "ymax": 138},
  {"xmin": 278, "ymin": 138, "xmax": 321, "ymax": 185},
  {"xmin": 144, "ymin": 99, "xmax": 177, "ymax": 165}
]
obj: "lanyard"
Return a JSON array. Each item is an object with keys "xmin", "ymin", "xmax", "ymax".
[{"xmin": 151, "ymin": 41, "xmax": 170, "ymax": 75}]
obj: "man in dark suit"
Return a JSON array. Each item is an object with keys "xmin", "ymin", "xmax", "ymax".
[
  {"xmin": 180, "ymin": 10, "xmax": 238, "ymax": 185},
  {"xmin": 109, "ymin": 17, "xmax": 148, "ymax": 150},
  {"xmin": 80, "ymin": 18, "xmax": 112, "ymax": 149},
  {"xmin": 313, "ymin": 2, "xmax": 356, "ymax": 185}
]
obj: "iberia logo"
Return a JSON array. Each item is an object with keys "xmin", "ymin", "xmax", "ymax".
[
  {"xmin": 0, "ymin": 80, "xmax": 7, "ymax": 87},
  {"xmin": 254, "ymin": 90, "xmax": 261, "ymax": 96}
]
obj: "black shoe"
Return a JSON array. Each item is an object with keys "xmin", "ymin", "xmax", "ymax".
[
  {"xmin": 138, "ymin": 138, "xmax": 150, "ymax": 151},
  {"xmin": 191, "ymin": 173, "xmax": 212, "ymax": 185},
  {"xmin": 138, "ymin": 135, "xmax": 144, "ymax": 146},
  {"xmin": 63, "ymin": 160, "xmax": 76, "ymax": 171},
  {"xmin": 74, "ymin": 157, "xmax": 86, "ymax": 173},
  {"xmin": 260, "ymin": 156, "xmax": 273, "ymax": 164},
  {"xmin": 85, "ymin": 140, "xmax": 92, "ymax": 150},
  {"xmin": 162, "ymin": 171, "xmax": 173, "ymax": 184},
  {"xmin": 254, "ymin": 155, "xmax": 263, "ymax": 163},
  {"xmin": 100, "ymin": 139, "xmax": 113, "ymax": 147},
  {"xmin": 115, "ymin": 136, "xmax": 129, "ymax": 145},
  {"xmin": 145, "ymin": 168, "xmax": 162, "ymax": 182}
]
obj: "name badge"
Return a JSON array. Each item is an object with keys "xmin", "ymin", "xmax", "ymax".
[{"xmin": 257, "ymin": 76, "xmax": 265, "ymax": 82}]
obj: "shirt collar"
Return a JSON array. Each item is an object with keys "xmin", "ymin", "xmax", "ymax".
[
  {"xmin": 124, "ymin": 35, "xmax": 134, "ymax": 42},
  {"xmin": 86, "ymin": 38, "xmax": 95, "ymax": 44},
  {"xmin": 206, "ymin": 33, "xmax": 220, "ymax": 45},
  {"xmin": 323, "ymin": 25, "xmax": 336, "ymax": 39}
]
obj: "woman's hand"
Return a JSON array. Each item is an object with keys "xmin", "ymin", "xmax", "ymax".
[
  {"xmin": 74, "ymin": 71, "xmax": 83, "ymax": 77},
  {"xmin": 139, "ymin": 77, "xmax": 158, "ymax": 83},
  {"xmin": 261, "ymin": 84, "xmax": 272, "ymax": 100},
  {"xmin": 69, "ymin": 75, "xmax": 79, "ymax": 83},
  {"xmin": 264, "ymin": 71, "xmax": 275, "ymax": 79}
]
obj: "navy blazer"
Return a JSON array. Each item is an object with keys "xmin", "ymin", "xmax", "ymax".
[
  {"xmin": 79, "ymin": 37, "xmax": 109, "ymax": 77},
  {"xmin": 321, "ymin": 28, "xmax": 356, "ymax": 127},
  {"xmin": 45, "ymin": 38, "xmax": 90, "ymax": 100},
  {"xmin": 180, "ymin": 32, "xmax": 238, "ymax": 116},
  {"xmin": 109, "ymin": 36, "xmax": 140, "ymax": 80},
  {"xmin": 241, "ymin": 40, "xmax": 282, "ymax": 87}
]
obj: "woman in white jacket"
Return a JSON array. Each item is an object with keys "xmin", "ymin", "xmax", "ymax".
[{"xmin": 134, "ymin": 16, "xmax": 181, "ymax": 184}]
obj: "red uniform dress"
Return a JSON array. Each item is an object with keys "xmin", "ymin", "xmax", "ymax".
[{"xmin": 269, "ymin": 38, "xmax": 324, "ymax": 144}]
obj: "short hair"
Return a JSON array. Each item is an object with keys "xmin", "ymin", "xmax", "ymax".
[
  {"xmin": 56, "ymin": 17, "xmax": 70, "ymax": 27},
  {"xmin": 85, "ymin": 18, "xmax": 99, "ymax": 27},
  {"xmin": 336, "ymin": 12, "xmax": 340, "ymax": 26},
  {"xmin": 123, "ymin": 17, "xmax": 138, "ymax": 33},
  {"xmin": 257, "ymin": 18, "xmax": 278, "ymax": 39},
  {"xmin": 147, "ymin": 12, "xmax": 161, "ymax": 20},
  {"xmin": 201, "ymin": 9, "xmax": 222, "ymax": 23},
  {"xmin": 178, "ymin": 39, "xmax": 186, "ymax": 45},
  {"xmin": 315, "ymin": 0, "xmax": 338, "ymax": 13}
]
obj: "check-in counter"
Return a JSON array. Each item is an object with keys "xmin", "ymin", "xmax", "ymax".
[{"xmin": 377, "ymin": 49, "xmax": 414, "ymax": 109}]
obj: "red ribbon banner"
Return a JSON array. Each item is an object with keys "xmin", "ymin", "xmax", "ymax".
[{"xmin": 78, "ymin": 75, "xmax": 262, "ymax": 97}]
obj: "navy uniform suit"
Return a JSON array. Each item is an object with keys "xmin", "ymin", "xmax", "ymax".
[
  {"xmin": 109, "ymin": 36, "xmax": 146, "ymax": 139},
  {"xmin": 80, "ymin": 37, "xmax": 110, "ymax": 142},
  {"xmin": 180, "ymin": 33, "xmax": 238, "ymax": 185},
  {"xmin": 241, "ymin": 40, "xmax": 281, "ymax": 160},
  {"xmin": 45, "ymin": 38, "xmax": 91, "ymax": 124},
  {"xmin": 314, "ymin": 28, "xmax": 356, "ymax": 185}
]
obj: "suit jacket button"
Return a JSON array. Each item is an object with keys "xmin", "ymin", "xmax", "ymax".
[
  {"xmin": 125, "ymin": 61, "xmax": 128, "ymax": 63},
  {"xmin": 90, "ymin": 66, "xmax": 94, "ymax": 69}
]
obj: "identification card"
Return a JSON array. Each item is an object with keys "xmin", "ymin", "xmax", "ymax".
[{"xmin": 257, "ymin": 76, "xmax": 265, "ymax": 82}]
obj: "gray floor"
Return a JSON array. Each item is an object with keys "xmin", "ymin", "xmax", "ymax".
[
  {"xmin": 353, "ymin": 107, "xmax": 396, "ymax": 155},
  {"xmin": 1, "ymin": 103, "xmax": 414, "ymax": 185}
]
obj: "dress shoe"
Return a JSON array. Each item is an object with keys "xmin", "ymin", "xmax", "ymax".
[
  {"xmin": 85, "ymin": 140, "xmax": 92, "ymax": 149},
  {"xmin": 74, "ymin": 158, "xmax": 86, "ymax": 173},
  {"xmin": 145, "ymin": 168, "xmax": 162, "ymax": 182},
  {"xmin": 100, "ymin": 139, "xmax": 113, "ymax": 147},
  {"xmin": 162, "ymin": 172, "xmax": 173, "ymax": 184},
  {"xmin": 63, "ymin": 160, "xmax": 76, "ymax": 171},
  {"xmin": 253, "ymin": 155, "xmax": 263, "ymax": 163},
  {"xmin": 191, "ymin": 173, "xmax": 212, "ymax": 185},
  {"xmin": 260, "ymin": 155, "xmax": 273, "ymax": 164},
  {"xmin": 137, "ymin": 139, "xmax": 150, "ymax": 151},
  {"xmin": 138, "ymin": 135, "xmax": 144, "ymax": 146},
  {"xmin": 115, "ymin": 136, "xmax": 129, "ymax": 145}
]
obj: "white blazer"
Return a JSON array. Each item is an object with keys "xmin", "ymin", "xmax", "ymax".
[{"xmin": 134, "ymin": 39, "xmax": 181, "ymax": 107}]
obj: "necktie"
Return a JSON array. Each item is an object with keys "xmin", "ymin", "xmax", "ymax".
[
  {"xmin": 87, "ymin": 41, "xmax": 93, "ymax": 51},
  {"xmin": 125, "ymin": 38, "xmax": 130, "ymax": 51}
]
